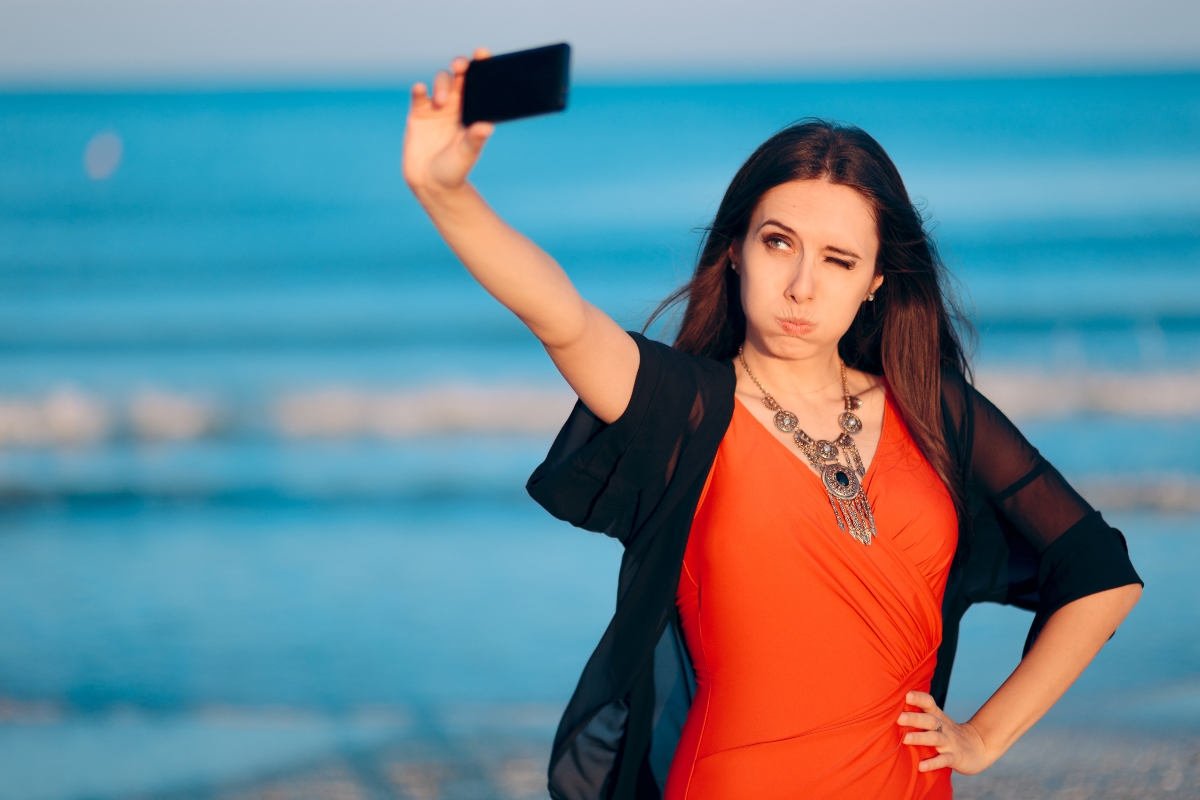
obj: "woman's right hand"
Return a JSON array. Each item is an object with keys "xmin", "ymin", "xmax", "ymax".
[{"xmin": 402, "ymin": 48, "xmax": 495, "ymax": 198}]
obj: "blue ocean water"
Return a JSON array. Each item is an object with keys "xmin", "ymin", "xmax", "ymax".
[{"xmin": 0, "ymin": 74, "xmax": 1198, "ymax": 797}]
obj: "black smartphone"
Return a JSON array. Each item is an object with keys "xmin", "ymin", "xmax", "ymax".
[{"xmin": 461, "ymin": 43, "xmax": 571, "ymax": 126}]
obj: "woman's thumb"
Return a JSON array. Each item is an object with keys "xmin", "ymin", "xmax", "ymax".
[{"xmin": 460, "ymin": 122, "xmax": 494, "ymax": 158}]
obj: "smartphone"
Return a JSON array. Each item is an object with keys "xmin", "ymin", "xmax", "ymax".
[{"xmin": 461, "ymin": 43, "xmax": 571, "ymax": 126}]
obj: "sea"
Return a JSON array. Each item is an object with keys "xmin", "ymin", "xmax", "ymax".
[{"xmin": 0, "ymin": 73, "xmax": 1198, "ymax": 799}]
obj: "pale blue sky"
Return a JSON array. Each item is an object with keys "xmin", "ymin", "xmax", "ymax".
[{"xmin": 1, "ymin": 0, "xmax": 1198, "ymax": 87}]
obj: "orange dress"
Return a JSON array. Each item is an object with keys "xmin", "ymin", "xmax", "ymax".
[{"xmin": 664, "ymin": 393, "xmax": 958, "ymax": 800}]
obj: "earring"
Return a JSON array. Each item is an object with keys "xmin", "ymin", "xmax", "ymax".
[{"xmin": 867, "ymin": 292, "xmax": 875, "ymax": 302}]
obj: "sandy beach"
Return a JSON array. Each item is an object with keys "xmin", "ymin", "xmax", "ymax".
[{"xmin": 131, "ymin": 725, "xmax": 1199, "ymax": 800}]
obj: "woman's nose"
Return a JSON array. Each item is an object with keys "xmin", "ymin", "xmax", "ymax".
[{"xmin": 785, "ymin": 257, "xmax": 817, "ymax": 301}]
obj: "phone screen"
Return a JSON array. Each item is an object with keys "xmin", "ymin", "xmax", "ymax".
[{"xmin": 461, "ymin": 43, "xmax": 571, "ymax": 126}]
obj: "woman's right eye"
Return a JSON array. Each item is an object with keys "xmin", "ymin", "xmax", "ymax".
[{"xmin": 764, "ymin": 235, "xmax": 789, "ymax": 250}]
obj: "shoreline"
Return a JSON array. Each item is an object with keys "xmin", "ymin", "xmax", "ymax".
[{"xmin": 2, "ymin": 704, "xmax": 1197, "ymax": 800}]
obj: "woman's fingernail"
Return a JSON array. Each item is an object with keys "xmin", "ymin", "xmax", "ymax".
[{"xmin": 904, "ymin": 734, "xmax": 912, "ymax": 744}]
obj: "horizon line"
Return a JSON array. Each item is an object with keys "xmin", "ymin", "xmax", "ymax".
[{"xmin": 1, "ymin": 62, "xmax": 1197, "ymax": 97}]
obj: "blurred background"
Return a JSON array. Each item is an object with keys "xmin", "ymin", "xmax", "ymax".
[{"xmin": 1, "ymin": 1, "xmax": 1198, "ymax": 798}]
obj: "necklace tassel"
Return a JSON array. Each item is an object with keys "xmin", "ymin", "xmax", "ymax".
[
  {"xmin": 738, "ymin": 347, "xmax": 879, "ymax": 547},
  {"xmin": 839, "ymin": 495, "xmax": 876, "ymax": 546}
]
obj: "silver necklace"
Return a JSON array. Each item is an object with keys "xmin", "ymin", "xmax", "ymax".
[{"xmin": 738, "ymin": 347, "xmax": 878, "ymax": 545}]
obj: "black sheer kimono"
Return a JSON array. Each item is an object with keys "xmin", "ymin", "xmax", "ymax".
[{"xmin": 526, "ymin": 332, "xmax": 1142, "ymax": 800}]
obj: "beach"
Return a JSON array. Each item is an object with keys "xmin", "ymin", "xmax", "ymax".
[{"xmin": 4, "ymin": 707, "xmax": 1196, "ymax": 799}]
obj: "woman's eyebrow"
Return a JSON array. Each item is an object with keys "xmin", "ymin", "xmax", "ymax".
[
  {"xmin": 756, "ymin": 218, "xmax": 798, "ymax": 236},
  {"xmin": 826, "ymin": 246, "xmax": 862, "ymax": 260}
]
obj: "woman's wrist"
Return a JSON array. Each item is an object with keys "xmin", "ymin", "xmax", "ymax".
[
  {"xmin": 963, "ymin": 714, "xmax": 1007, "ymax": 769},
  {"xmin": 410, "ymin": 179, "xmax": 477, "ymax": 211}
]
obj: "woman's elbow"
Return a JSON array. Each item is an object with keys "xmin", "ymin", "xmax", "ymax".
[
  {"xmin": 1055, "ymin": 583, "xmax": 1142, "ymax": 637},
  {"xmin": 1092, "ymin": 583, "xmax": 1142, "ymax": 634},
  {"xmin": 1117, "ymin": 582, "xmax": 1142, "ymax": 615}
]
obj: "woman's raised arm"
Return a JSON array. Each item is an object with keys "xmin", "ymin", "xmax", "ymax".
[{"xmin": 402, "ymin": 49, "xmax": 639, "ymax": 424}]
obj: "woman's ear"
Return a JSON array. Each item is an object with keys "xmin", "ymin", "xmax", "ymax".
[
  {"xmin": 728, "ymin": 243, "xmax": 742, "ymax": 274},
  {"xmin": 870, "ymin": 272, "xmax": 884, "ymax": 295}
]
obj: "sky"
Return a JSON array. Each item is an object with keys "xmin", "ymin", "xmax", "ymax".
[{"xmin": 0, "ymin": 0, "xmax": 1198, "ymax": 88}]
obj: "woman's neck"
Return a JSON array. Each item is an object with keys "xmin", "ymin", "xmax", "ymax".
[{"xmin": 739, "ymin": 340, "xmax": 843, "ymax": 400}]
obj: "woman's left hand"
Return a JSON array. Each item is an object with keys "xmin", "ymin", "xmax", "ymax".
[{"xmin": 898, "ymin": 691, "xmax": 992, "ymax": 775}]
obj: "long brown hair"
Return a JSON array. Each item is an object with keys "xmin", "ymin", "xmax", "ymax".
[{"xmin": 645, "ymin": 119, "xmax": 973, "ymax": 516}]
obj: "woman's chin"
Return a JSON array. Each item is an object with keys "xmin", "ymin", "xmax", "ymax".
[{"xmin": 759, "ymin": 334, "xmax": 829, "ymax": 360}]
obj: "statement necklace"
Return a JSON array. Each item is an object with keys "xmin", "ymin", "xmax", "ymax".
[{"xmin": 738, "ymin": 347, "xmax": 878, "ymax": 545}]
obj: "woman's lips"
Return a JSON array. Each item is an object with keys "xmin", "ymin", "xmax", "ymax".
[{"xmin": 779, "ymin": 317, "xmax": 815, "ymax": 336}]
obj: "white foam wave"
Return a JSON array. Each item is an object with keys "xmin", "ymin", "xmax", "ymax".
[
  {"xmin": 130, "ymin": 390, "xmax": 220, "ymax": 440},
  {"xmin": 274, "ymin": 385, "xmax": 577, "ymax": 438},
  {"xmin": 0, "ymin": 370, "xmax": 1198, "ymax": 449},
  {"xmin": 0, "ymin": 388, "xmax": 109, "ymax": 446},
  {"xmin": 975, "ymin": 369, "xmax": 1200, "ymax": 419},
  {"xmin": 0, "ymin": 387, "xmax": 220, "ymax": 446},
  {"xmin": 0, "ymin": 384, "xmax": 578, "ymax": 446},
  {"xmin": 1077, "ymin": 477, "xmax": 1200, "ymax": 513}
]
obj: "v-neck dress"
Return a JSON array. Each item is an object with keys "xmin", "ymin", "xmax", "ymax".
[{"xmin": 664, "ymin": 392, "xmax": 959, "ymax": 799}]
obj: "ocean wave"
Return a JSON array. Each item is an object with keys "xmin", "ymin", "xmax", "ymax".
[
  {"xmin": 130, "ymin": 390, "xmax": 222, "ymax": 440},
  {"xmin": 0, "ymin": 388, "xmax": 220, "ymax": 446},
  {"xmin": 0, "ymin": 389, "xmax": 109, "ymax": 446},
  {"xmin": 974, "ymin": 369, "xmax": 1200, "ymax": 419},
  {"xmin": 0, "ymin": 384, "xmax": 578, "ymax": 446},
  {"xmin": 1076, "ymin": 477, "xmax": 1200, "ymax": 513},
  {"xmin": 0, "ymin": 370, "xmax": 1197, "ymax": 448},
  {"xmin": 275, "ymin": 385, "xmax": 577, "ymax": 438},
  {"xmin": 1, "ymin": 480, "xmax": 1194, "ymax": 513}
]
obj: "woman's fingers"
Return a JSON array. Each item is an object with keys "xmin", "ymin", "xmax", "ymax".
[
  {"xmin": 906, "ymin": 691, "xmax": 938, "ymax": 711},
  {"xmin": 919, "ymin": 753, "xmax": 956, "ymax": 773},
  {"xmin": 410, "ymin": 82, "xmax": 430, "ymax": 108},
  {"xmin": 425, "ymin": 50, "xmax": 490, "ymax": 113},
  {"xmin": 898, "ymin": 691, "xmax": 958, "ymax": 773},
  {"xmin": 897, "ymin": 711, "xmax": 941, "ymax": 730},
  {"xmin": 465, "ymin": 121, "xmax": 494, "ymax": 144},
  {"xmin": 897, "ymin": 696, "xmax": 991, "ymax": 776},
  {"xmin": 902, "ymin": 730, "xmax": 946, "ymax": 746},
  {"xmin": 458, "ymin": 121, "xmax": 494, "ymax": 160},
  {"xmin": 432, "ymin": 70, "xmax": 453, "ymax": 108}
]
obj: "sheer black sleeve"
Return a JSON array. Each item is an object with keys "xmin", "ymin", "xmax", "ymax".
[
  {"xmin": 942, "ymin": 369, "xmax": 1143, "ymax": 653},
  {"xmin": 528, "ymin": 335, "xmax": 735, "ymax": 800},
  {"xmin": 527, "ymin": 332, "xmax": 724, "ymax": 546}
]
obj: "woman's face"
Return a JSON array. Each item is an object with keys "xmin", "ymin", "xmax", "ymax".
[{"xmin": 734, "ymin": 179, "xmax": 884, "ymax": 361}]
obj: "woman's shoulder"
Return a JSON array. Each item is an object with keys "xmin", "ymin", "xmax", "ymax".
[
  {"xmin": 528, "ymin": 333, "xmax": 735, "ymax": 536},
  {"xmin": 627, "ymin": 330, "xmax": 737, "ymax": 390}
]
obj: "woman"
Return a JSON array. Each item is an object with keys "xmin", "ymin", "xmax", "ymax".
[{"xmin": 403, "ymin": 51, "xmax": 1143, "ymax": 800}]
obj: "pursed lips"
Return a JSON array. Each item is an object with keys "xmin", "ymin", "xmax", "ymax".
[{"xmin": 778, "ymin": 317, "xmax": 816, "ymax": 336}]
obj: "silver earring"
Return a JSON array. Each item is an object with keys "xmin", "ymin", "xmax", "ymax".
[{"xmin": 867, "ymin": 292, "xmax": 875, "ymax": 302}]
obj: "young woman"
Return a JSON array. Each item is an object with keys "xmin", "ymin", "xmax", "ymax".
[{"xmin": 403, "ymin": 51, "xmax": 1143, "ymax": 800}]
